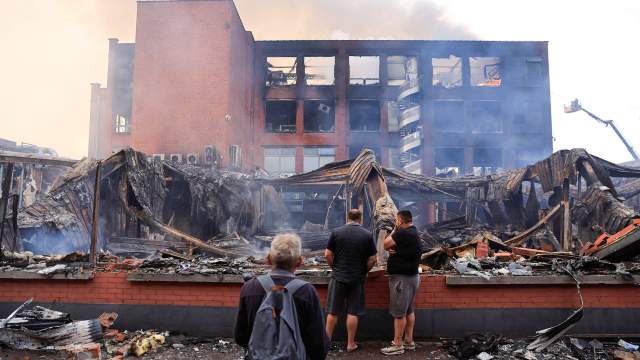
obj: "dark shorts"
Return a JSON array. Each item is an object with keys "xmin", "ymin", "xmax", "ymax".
[
  {"xmin": 326, "ymin": 279, "xmax": 366, "ymax": 316},
  {"xmin": 389, "ymin": 274, "xmax": 420, "ymax": 318}
]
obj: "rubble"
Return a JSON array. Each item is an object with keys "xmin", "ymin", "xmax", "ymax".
[
  {"xmin": 0, "ymin": 250, "xmax": 88, "ymax": 277},
  {"xmin": 3, "ymin": 147, "xmax": 640, "ymax": 354},
  {"xmin": 446, "ymin": 335, "xmax": 640, "ymax": 360},
  {"xmin": 0, "ymin": 300, "xmax": 105, "ymax": 353},
  {"xmin": 136, "ymin": 254, "xmax": 265, "ymax": 276},
  {"xmin": 6, "ymin": 148, "xmax": 260, "ymax": 259},
  {"xmin": 5, "ymin": 147, "xmax": 640, "ymax": 266}
]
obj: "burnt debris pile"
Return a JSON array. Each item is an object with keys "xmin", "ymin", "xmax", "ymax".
[
  {"xmin": 2, "ymin": 147, "xmax": 640, "ymax": 276},
  {"xmin": 0, "ymin": 299, "xmax": 114, "ymax": 354}
]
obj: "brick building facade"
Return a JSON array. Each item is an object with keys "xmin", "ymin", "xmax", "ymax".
[{"xmin": 89, "ymin": 0, "xmax": 552, "ymax": 177}]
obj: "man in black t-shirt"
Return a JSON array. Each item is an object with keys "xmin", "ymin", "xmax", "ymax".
[
  {"xmin": 324, "ymin": 209, "xmax": 377, "ymax": 352},
  {"xmin": 381, "ymin": 210, "xmax": 421, "ymax": 356}
]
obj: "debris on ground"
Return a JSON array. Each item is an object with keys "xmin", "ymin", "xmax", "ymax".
[
  {"xmin": 0, "ymin": 299, "xmax": 107, "ymax": 358},
  {"xmin": 445, "ymin": 335, "xmax": 640, "ymax": 360}
]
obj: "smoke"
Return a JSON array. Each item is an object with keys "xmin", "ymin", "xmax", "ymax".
[
  {"xmin": 0, "ymin": 0, "xmax": 135, "ymax": 159},
  {"xmin": 234, "ymin": 0, "xmax": 475, "ymax": 40}
]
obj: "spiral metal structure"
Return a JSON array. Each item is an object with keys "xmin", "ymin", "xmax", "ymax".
[{"xmin": 397, "ymin": 58, "xmax": 422, "ymax": 174}]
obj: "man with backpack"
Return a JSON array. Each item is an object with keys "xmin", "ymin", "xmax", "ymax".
[
  {"xmin": 324, "ymin": 209, "xmax": 377, "ymax": 352},
  {"xmin": 234, "ymin": 233, "xmax": 329, "ymax": 360}
]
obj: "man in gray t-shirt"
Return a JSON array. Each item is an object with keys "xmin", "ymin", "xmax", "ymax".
[{"xmin": 324, "ymin": 209, "xmax": 377, "ymax": 352}]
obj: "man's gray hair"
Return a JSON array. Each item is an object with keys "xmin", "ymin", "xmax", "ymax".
[{"xmin": 270, "ymin": 233, "xmax": 302, "ymax": 269}]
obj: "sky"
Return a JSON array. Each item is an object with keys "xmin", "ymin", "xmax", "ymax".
[{"xmin": 1, "ymin": 0, "xmax": 639, "ymax": 163}]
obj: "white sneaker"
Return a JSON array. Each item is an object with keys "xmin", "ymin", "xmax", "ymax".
[
  {"xmin": 404, "ymin": 341, "xmax": 416, "ymax": 351},
  {"xmin": 381, "ymin": 342, "xmax": 405, "ymax": 355}
]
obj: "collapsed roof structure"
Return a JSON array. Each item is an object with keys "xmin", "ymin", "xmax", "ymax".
[{"xmin": 2, "ymin": 147, "xmax": 640, "ymax": 264}]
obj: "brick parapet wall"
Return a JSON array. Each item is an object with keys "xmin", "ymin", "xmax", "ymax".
[{"xmin": 0, "ymin": 272, "xmax": 638, "ymax": 309}]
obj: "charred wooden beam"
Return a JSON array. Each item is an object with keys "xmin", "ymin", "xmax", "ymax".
[
  {"xmin": 561, "ymin": 178, "xmax": 572, "ymax": 251},
  {"xmin": 117, "ymin": 177, "xmax": 243, "ymax": 258},
  {"xmin": 504, "ymin": 203, "xmax": 563, "ymax": 247},
  {"xmin": 90, "ymin": 161, "xmax": 102, "ymax": 265},
  {"xmin": 0, "ymin": 162, "xmax": 14, "ymax": 255}
]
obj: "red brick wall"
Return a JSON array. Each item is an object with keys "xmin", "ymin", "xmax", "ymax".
[
  {"xmin": 226, "ymin": 4, "xmax": 254, "ymax": 168},
  {"xmin": 131, "ymin": 0, "xmax": 242, "ymax": 160},
  {"xmin": 0, "ymin": 272, "xmax": 638, "ymax": 310}
]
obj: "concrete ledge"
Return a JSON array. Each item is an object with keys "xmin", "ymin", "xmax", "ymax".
[
  {"xmin": 127, "ymin": 273, "xmax": 245, "ymax": 283},
  {"xmin": 127, "ymin": 272, "xmax": 331, "ymax": 285},
  {"xmin": 446, "ymin": 274, "xmax": 640, "ymax": 286},
  {"xmin": 0, "ymin": 271, "xmax": 94, "ymax": 280}
]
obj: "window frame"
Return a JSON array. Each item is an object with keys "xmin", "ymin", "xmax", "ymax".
[
  {"xmin": 348, "ymin": 56, "xmax": 381, "ymax": 85},
  {"xmin": 264, "ymin": 147, "xmax": 296, "ymax": 175},
  {"xmin": 303, "ymin": 147, "xmax": 336, "ymax": 173},
  {"xmin": 304, "ymin": 56, "xmax": 336, "ymax": 86}
]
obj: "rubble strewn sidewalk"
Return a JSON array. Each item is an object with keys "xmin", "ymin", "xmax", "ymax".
[{"xmin": 4, "ymin": 337, "xmax": 640, "ymax": 359}]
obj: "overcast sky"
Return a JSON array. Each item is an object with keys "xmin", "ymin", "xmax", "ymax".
[{"xmin": 1, "ymin": 0, "xmax": 639, "ymax": 163}]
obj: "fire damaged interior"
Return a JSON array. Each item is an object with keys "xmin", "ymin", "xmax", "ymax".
[{"xmin": 4, "ymin": 147, "xmax": 640, "ymax": 266}]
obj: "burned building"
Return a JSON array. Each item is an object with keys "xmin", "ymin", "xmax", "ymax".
[{"xmin": 89, "ymin": 0, "xmax": 552, "ymax": 185}]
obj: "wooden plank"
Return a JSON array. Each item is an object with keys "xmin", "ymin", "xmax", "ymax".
[
  {"xmin": 561, "ymin": 178, "xmax": 571, "ymax": 251},
  {"xmin": 0, "ymin": 271, "xmax": 94, "ymax": 280},
  {"xmin": 445, "ymin": 274, "xmax": 640, "ymax": 286},
  {"xmin": 0, "ymin": 162, "xmax": 14, "ymax": 254},
  {"xmin": 505, "ymin": 203, "xmax": 563, "ymax": 246}
]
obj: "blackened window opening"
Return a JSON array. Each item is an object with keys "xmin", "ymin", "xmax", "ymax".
[
  {"xmin": 471, "ymin": 101, "xmax": 502, "ymax": 133},
  {"xmin": 304, "ymin": 100, "xmax": 335, "ymax": 132},
  {"xmin": 433, "ymin": 101, "xmax": 464, "ymax": 132},
  {"xmin": 349, "ymin": 100, "xmax": 380, "ymax": 131},
  {"xmin": 266, "ymin": 101, "xmax": 297, "ymax": 133}
]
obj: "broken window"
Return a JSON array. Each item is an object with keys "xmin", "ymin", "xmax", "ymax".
[
  {"xmin": 304, "ymin": 100, "xmax": 335, "ymax": 132},
  {"xmin": 526, "ymin": 57, "xmax": 543, "ymax": 81},
  {"xmin": 433, "ymin": 100, "xmax": 464, "ymax": 132},
  {"xmin": 265, "ymin": 100, "xmax": 296, "ymax": 133},
  {"xmin": 513, "ymin": 102, "xmax": 544, "ymax": 132},
  {"xmin": 303, "ymin": 147, "xmax": 336, "ymax": 172},
  {"xmin": 435, "ymin": 148, "xmax": 465, "ymax": 176},
  {"xmin": 349, "ymin": 100, "xmax": 380, "ymax": 131},
  {"xmin": 470, "ymin": 57, "xmax": 501, "ymax": 87},
  {"xmin": 114, "ymin": 114, "xmax": 130, "ymax": 133},
  {"xmin": 473, "ymin": 148, "xmax": 503, "ymax": 175},
  {"xmin": 471, "ymin": 101, "xmax": 502, "ymax": 133},
  {"xmin": 266, "ymin": 57, "xmax": 297, "ymax": 86},
  {"xmin": 387, "ymin": 56, "xmax": 418, "ymax": 86},
  {"xmin": 348, "ymin": 145, "xmax": 381, "ymax": 161},
  {"xmin": 432, "ymin": 56, "xmax": 462, "ymax": 88},
  {"xmin": 349, "ymin": 56, "xmax": 380, "ymax": 85},
  {"xmin": 304, "ymin": 57, "xmax": 335, "ymax": 85},
  {"xmin": 264, "ymin": 147, "xmax": 296, "ymax": 175}
]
